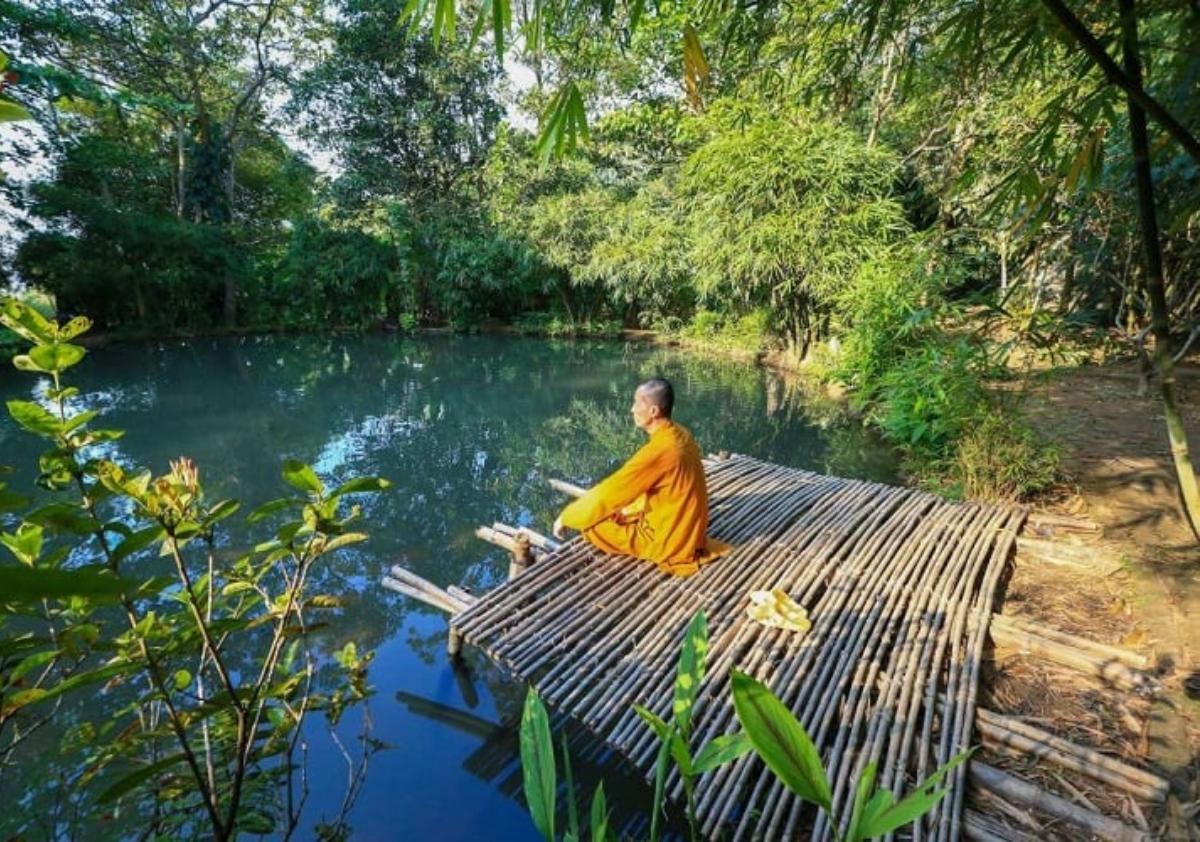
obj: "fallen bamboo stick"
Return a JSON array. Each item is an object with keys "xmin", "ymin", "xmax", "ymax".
[
  {"xmin": 383, "ymin": 565, "xmax": 469, "ymax": 614},
  {"xmin": 968, "ymin": 762, "xmax": 1148, "ymax": 842},
  {"xmin": 1014, "ymin": 536, "xmax": 1122, "ymax": 575},
  {"xmin": 381, "ymin": 576, "xmax": 463, "ymax": 615},
  {"xmin": 974, "ymin": 707, "xmax": 1166, "ymax": 799},
  {"xmin": 987, "ymin": 621, "xmax": 1156, "ymax": 693},
  {"xmin": 548, "ymin": 478, "xmax": 586, "ymax": 498},
  {"xmin": 1022, "ymin": 512, "xmax": 1102, "ymax": 536},
  {"xmin": 963, "ymin": 807, "xmax": 1037, "ymax": 842},
  {"xmin": 991, "ymin": 614, "xmax": 1149, "ymax": 669},
  {"xmin": 446, "ymin": 585, "xmax": 478, "ymax": 605}
]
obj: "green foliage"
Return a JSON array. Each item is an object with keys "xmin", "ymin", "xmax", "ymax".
[
  {"xmin": 517, "ymin": 611, "xmax": 968, "ymax": 841},
  {"xmin": 951, "ymin": 411, "xmax": 1061, "ymax": 501},
  {"xmin": 730, "ymin": 668, "xmax": 973, "ymax": 842},
  {"xmin": 0, "ymin": 299, "xmax": 386, "ymax": 838}
]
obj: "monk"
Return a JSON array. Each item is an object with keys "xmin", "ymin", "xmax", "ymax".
[{"xmin": 551, "ymin": 378, "xmax": 729, "ymax": 576}]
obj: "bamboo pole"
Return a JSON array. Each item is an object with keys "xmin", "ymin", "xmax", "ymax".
[
  {"xmin": 990, "ymin": 613, "xmax": 1149, "ymax": 669},
  {"xmin": 968, "ymin": 762, "xmax": 1149, "ymax": 842}
]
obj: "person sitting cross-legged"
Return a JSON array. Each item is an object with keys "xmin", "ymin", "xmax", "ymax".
[{"xmin": 551, "ymin": 378, "xmax": 731, "ymax": 576}]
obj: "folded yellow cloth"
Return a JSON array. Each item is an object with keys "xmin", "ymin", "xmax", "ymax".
[{"xmin": 746, "ymin": 588, "xmax": 811, "ymax": 634}]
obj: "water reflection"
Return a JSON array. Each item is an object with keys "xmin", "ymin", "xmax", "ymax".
[{"xmin": 0, "ymin": 334, "xmax": 896, "ymax": 840}]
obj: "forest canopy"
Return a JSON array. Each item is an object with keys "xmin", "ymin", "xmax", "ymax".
[{"xmin": 1, "ymin": 0, "xmax": 1198, "ymax": 505}]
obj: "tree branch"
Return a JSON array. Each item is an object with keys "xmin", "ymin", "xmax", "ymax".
[{"xmin": 1038, "ymin": 0, "xmax": 1200, "ymax": 166}]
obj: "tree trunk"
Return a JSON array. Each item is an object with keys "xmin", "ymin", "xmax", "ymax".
[{"xmin": 1119, "ymin": 0, "xmax": 1200, "ymax": 538}]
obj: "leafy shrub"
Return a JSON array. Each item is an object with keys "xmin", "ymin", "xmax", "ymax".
[
  {"xmin": 872, "ymin": 340, "xmax": 991, "ymax": 457},
  {"xmin": 679, "ymin": 309, "xmax": 771, "ymax": 352},
  {"xmin": 951, "ymin": 411, "xmax": 1061, "ymax": 501}
]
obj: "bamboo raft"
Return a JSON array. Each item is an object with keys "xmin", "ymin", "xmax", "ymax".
[{"xmin": 387, "ymin": 453, "xmax": 1164, "ymax": 840}]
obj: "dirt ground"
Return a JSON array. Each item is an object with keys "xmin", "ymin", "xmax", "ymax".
[{"xmin": 1018, "ymin": 360, "xmax": 1200, "ymax": 839}]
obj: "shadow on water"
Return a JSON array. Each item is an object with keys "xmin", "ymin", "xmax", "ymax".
[{"xmin": 0, "ymin": 333, "xmax": 898, "ymax": 840}]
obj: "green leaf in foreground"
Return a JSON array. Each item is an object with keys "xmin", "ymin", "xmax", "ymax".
[
  {"xmin": 589, "ymin": 781, "xmax": 609, "ymax": 842},
  {"xmin": 0, "ymin": 564, "xmax": 133, "ymax": 604},
  {"xmin": 519, "ymin": 689, "xmax": 556, "ymax": 842},
  {"xmin": 693, "ymin": 731, "xmax": 752, "ymax": 774},
  {"xmin": 730, "ymin": 668, "xmax": 832, "ymax": 811},
  {"xmin": 847, "ymin": 750, "xmax": 974, "ymax": 841},
  {"xmin": 281, "ymin": 459, "xmax": 323, "ymax": 495},
  {"xmin": 672, "ymin": 609, "xmax": 707, "ymax": 736}
]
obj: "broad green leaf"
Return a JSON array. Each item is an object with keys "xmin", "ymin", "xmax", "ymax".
[
  {"xmin": 96, "ymin": 753, "xmax": 188, "ymax": 804},
  {"xmin": 673, "ymin": 609, "xmax": 707, "ymax": 736},
  {"xmin": 848, "ymin": 749, "xmax": 974, "ymax": 841},
  {"xmin": 536, "ymin": 82, "xmax": 589, "ymax": 165},
  {"xmin": 634, "ymin": 704, "xmax": 691, "ymax": 776},
  {"xmin": 25, "ymin": 503, "xmax": 101, "ymax": 535},
  {"xmin": 246, "ymin": 497, "xmax": 298, "ymax": 524},
  {"xmin": 57, "ymin": 316, "xmax": 92, "ymax": 341},
  {"xmin": 730, "ymin": 669, "xmax": 831, "ymax": 811},
  {"xmin": 172, "ymin": 669, "xmax": 192, "ymax": 691},
  {"xmin": 0, "ymin": 100, "xmax": 30, "ymax": 123},
  {"xmin": 5, "ymin": 648, "xmax": 60, "ymax": 686},
  {"xmin": 589, "ymin": 782, "xmax": 608, "ymax": 842},
  {"xmin": 7, "ymin": 400, "xmax": 61, "ymax": 436},
  {"xmin": 2, "ymin": 658, "xmax": 133, "ymax": 716},
  {"xmin": 847, "ymin": 760, "xmax": 878, "ymax": 842},
  {"xmin": 0, "ymin": 523, "xmax": 44, "ymax": 566},
  {"xmin": 649, "ymin": 734, "xmax": 671, "ymax": 842},
  {"xmin": 29, "ymin": 343, "xmax": 85, "ymax": 373},
  {"xmin": 320, "ymin": 532, "xmax": 368, "ymax": 554},
  {"xmin": 0, "ymin": 564, "xmax": 132, "ymax": 604},
  {"xmin": 561, "ymin": 733, "xmax": 579, "ymax": 841},
  {"xmin": 281, "ymin": 460, "xmax": 323, "ymax": 495},
  {"xmin": 519, "ymin": 689, "xmax": 556, "ymax": 842},
  {"xmin": 0, "ymin": 299, "xmax": 55, "ymax": 343},
  {"xmin": 203, "ymin": 498, "xmax": 240, "ymax": 527},
  {"xmin": 693, "ymin": 731, "xmax": 752, "ymax": 774},
  {"xmin": 112, "ymin": 525, "xmax": 166, "ymax": 562},
  {"xmin": 331, "ymin": 476, "xmax": 392, "ymax": 496}
]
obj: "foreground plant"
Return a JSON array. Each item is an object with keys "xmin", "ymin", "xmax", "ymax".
[
  {"xmin": 518, "ymin": 609, "xmax": 970, "ymax": 841},
  {"xmin": 0, "ymin": 299, "xmax": 388, "ymax": 839}
]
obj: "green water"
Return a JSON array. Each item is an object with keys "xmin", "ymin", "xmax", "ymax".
[{"xmin": 0, "ymin": 333, "xmax": 897, "ymax": 840}]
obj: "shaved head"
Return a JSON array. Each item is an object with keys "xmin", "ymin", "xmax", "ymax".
[{"xmin": 637, "ymin": 378, "xmax": 675, "ymax": 418}]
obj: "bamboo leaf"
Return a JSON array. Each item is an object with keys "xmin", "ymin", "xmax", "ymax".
[
  {"xmin": 520, "ymin": 689, "xmax": 556, "ymax": 841},
  {"xmin": 730, "ymin": 669, "xmax": 831, "ymax": 811}
]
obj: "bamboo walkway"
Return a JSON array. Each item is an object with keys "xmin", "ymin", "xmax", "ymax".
[{"xmin": 451, "ymin": 453, "xmax": 1026, "ymax": 840}]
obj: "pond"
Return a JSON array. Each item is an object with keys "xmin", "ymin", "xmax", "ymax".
[{"xmin": 0, "ymin": 333, "xmax": 898, "ymax": 840}]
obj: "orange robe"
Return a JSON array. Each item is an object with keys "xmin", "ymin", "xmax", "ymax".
[{"xmin": 558, "ymin": 421, "xmax": 728, "ymax": 576}]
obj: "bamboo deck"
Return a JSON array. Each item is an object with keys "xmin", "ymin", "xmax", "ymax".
[{"xmin": 451, "ymin": 453, "xmax": 1025, "ymax": 840}]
